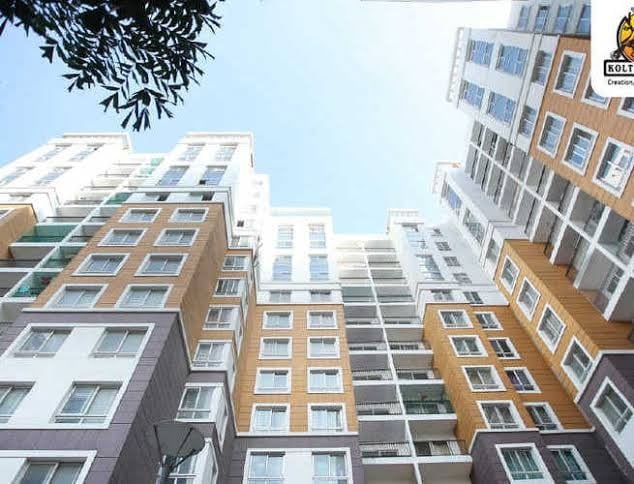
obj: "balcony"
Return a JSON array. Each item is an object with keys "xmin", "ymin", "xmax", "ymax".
[
  {"xmin": 414, "ymin": 440, "xmax": 465, "ymax": 457},
  {"xmin": 43, "ymin": 216, "xmax": 86, "ymax": 224},
  {"xmin": 397, "ymin": 369, "xmax": 439, "ymax": 381},
  {"xmin": 349, "ymin": 342, "xmax": 387, "ymax": 352},
  {"xmin": 357, "ymin": 401, "xmax": 402, "ymax": 416},
  {"xmin": 0, "ymin": 260, "xmax": 39, "ymax": 268},
  {"xmin": 404, "ymin": 400, "xmax": 454, "ymax": 415},
  {"xmin": 105, "ymin": 192, "xmax": 131, "ymax": 205},
  {"xmin": 11, "ymin": 273, "xmax": 56, "ymax": 298},
  {"xmin": 389, "ymin": 342, "xmax": 428, "ymax": 352},
  {"xmin": 352, "ymin": 369, "xmax": 393, "ymax": 382},
  {"xmin": 17, "ymin": 225, "xmax": 75, "ymax": 243},
  {"xmin": 360, "ymin": 442, "xmax": 411, "ymax": 458}
]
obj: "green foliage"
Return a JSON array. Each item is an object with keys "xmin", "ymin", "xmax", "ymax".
[{"xmin": 0, "ymin": 0, "xmax": 224, "ymax": 130}]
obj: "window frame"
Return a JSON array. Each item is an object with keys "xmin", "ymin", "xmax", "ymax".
[
  {"xmin": 307, "ymin": 310, "xmax": 337, "ymax": 329},
  {"xmin": 438, "ymin": 309, "xmax": 473, "ymax": 329},
  {"xmin": 48, "ymin": 284, "xmax": 106, "ymax": 309},
  {"xmin": 308, "ymin": 403, "xmax": 347, "ymax": 433},
  {"xmin": 214, "ymin": 278, "xmax": 244, "ymax": 297},
  {"xmin": 244, "ymin": 451, "xmax": 286, "ymax": 484},
  {"xmin": 517, "ymin": 278, "xmax": 541, "ymax": 320},
  {"xmin": 154, "ymin": 228, "xmax": 198, "ymax": 247},
  {"xmin": 478, "ymin": 400, "xmax": 524, "ymax": 430},
  {"xmin": 0, "ymin": 384, "xmax": 31, "ymax": 423},
  {"xmin": 561, "ymin": 337, "xmax": 593, "ymax": 389},
  {"xmin": 99, "ymin": 228, "xmax": 146, "ymax": 247},
  {"xmin": 581, "ymin": 75, "xmax": 609, "ymax": 109},
  {"xmin": 553, "ymin": 51, "xmax": 585, "ymax": 98},
  {"xmin": 136, "ymin": 253, "xmax": 187, "ymax": 277},
  {"xmin": 592, "ymin": 137, "xmax": 634, "ymax": 197},
  {"xmin": 91, "ymin": 327, "xmax": 148, "ymax": 359},
  {"xmin": 537, "ymin": 112, "xmax": 567, "ymax": 157},
  {"xmin": 259, "ymin": 337, "xmax": 292, "ymax": 360},
  {"xmin": 450, "ymin": 335, "xmax": 487, "ymax": 357},
  {"xmin": 192, "ymin": 340, "xmax": 230, "ymax": 368},
  {"xmin": 562, "ymin": 123, "xmax": 598, "ymax": 175},
  {"xmin": 526, "ymin": 402, "xmax": 562, "ymax": 432},
  {"xmin": 205, "ymin": 305, "xmax": 240, "ymax": 330},
  {"xmin": 496, "ymin": 443, "xmax": 553, "ymax": 483},
  {"xmin": 74, "ymin": 253, "xmax": 128, "ymax": 276},
  {"xmin": 500, "ymin": 255, "xmax": 519, "ymax": 293},
  {"xmin": 170, "ymin": 207, "xmax": 209, "ymax": 223},
  {"xmin": 590, "ymin": 377, "xmax": 633, "ymax": 437},
  {"xmin": 475, "ymin": 312, "xmax": 502, "ymax": 331},
  {"xmin": 175, "ymin": 383, "xmax": 220, "ymax": 421},
  {"xmin": 537, "ymin": 305, "xmax": 566, "ymax": 353},
  {"xmin": 547, "ymin": 445, "xmax": 596, "ymax": 484},
  {"xmin": 250, "ymin": 403, "xmax": 290, "ymax": 433},
  {"xmin": 307, "ymin": 336, "xmax": 340, "ymax": 359},
  {"xmin": 505, "ymin": 367, "xmax": 541, "ymax": 393},
  {"xmin": 116, "ymin": 284, "xmax": 171, "ymax": 309},
  {"xmin": 13, "ymin": 327, "xmax": 70, "ymax": 358},
  {"xmin": 462, "ymin": 365, "xmax": 505, "ymax": 392},
  {"xmin": 254, "ymin": 368, "xmax": 291, "ymax": 394},
  {"xmin": 617, "ymin": 98, "xmax": 634, "ymax": 120},
  {"xmin": 120, "ymin": 208, "xmax": 160, "ymax": 224},
  {"xmin": 54, "ymin": 382, "xmax": 123, "ymax": 425},
  {"xmin": 263, "ymin": 311, "xmax": 293, "ymax": 330},
  {"xmin": 222, "ymin": 255, "xmax": 248, "ymax": 272},
  {"xmin": 307, "ymin": 367, "xmax": 344, "ymax": 394},
  {"xmin": 489, "ymin": 337, "xmax": 520, "ymax": 360}
]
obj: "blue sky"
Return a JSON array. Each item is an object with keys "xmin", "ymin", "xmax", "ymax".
[{"xmin": 0, "ymin": 0, "xmax": 509, "ymax": 233}]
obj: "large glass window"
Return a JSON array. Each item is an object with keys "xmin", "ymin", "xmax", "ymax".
[
  {"xmin": 550, "ymin": 447, "xmax": 590, "ymax": 482},
  {"xmin": 564, "ymin": 127, "xmax": 595, "ymax": 171},
  {"xmin": 0, "ymin": 385, "xmax": 31, "ymax": 423},
  {"xmin": 467, "ymin": 40, "xmax": 493, "ymax": 66},
  {"xmin": 310, "ymin": 255, "xmax": 329, "ymax": 281},
  {"xmin": 313, "ymin": 453, "xmax": 348, "ymax": 484},
  {"xmin": 176, "ymin": 386, "xmax": 214, "ymax": 419},
  {"xmin": 247, "ymin": 453, "xmax": 284, "ymax": 484},
  {"xmin": 17, "ymin": 461, "xmax": 83, "ymax": 484},
  {"xmin": 252, "ymin": 406, "xmax": 288, "ymax": 432},
  {"xmin": 563, "ymin": 341, "xmax": 592, "ymax": 385},
  {"xmin": 532, "ymin": 51, "xmax": 552, "ymax": 85},
  {"xmin": 94, "ymin": 329, "xmax": 145, "ymax": 357},
  {"xmin": 556, "ymin": 54, "xmax": 583, "ymax": 94},
  {"xmin": 481, "ymin": 402, "xmax": 519, "ymax": 429},
  {"xmin": 310, "ymin": 405, "xmax": 344, "ymax": 432},
  {"xmin": 501, "ymin": 447, "xmax": 544, "ymax": 480},
  {"xmin": 56, "ymin": 383, "xmax": 120, "ymax": 423},
  {"xmin": 487, "ymin": 92, "xmax": 516, "ymax": 124},
  {"xmin": 595, "ymin": 141, "xmax": 633, "ymax": 192},
  {"xmin": 272, "ymin": 256, "xmax": 292, "ymax": 281},
  {"xmin": 496, "ymin": 45, "xmax": 528, "ymax": 76},
  {"xmin": 539, "ymin": 115, "xmax": 564, "ymax": 154},
  {"xmin": 460, "ymin": 81, "xmax": 484, "ymax": 108},
  {"xmin": 16, "ymin": 328, "xmax": 69, "ymax": 357},
  {"xmin": 594, "ymin": 382, "xmax": 632, "ymax": 433}
]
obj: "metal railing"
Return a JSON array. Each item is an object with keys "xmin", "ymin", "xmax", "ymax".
[
  {"xmin": 414, "ymin": 440, "xmax": 466, "ymax": 457},
  {"xmin": 352, "ymin": 369, "xmax": 393, "ymax": 381},
  {"xmin": 389, "ymin": 342, "xmax": 427, "ymax": 351},
  {"xmin": 349, "ymin": 342, "xmax": 387, "ymax": 352},
  {"xmin": 403, "ymin": 400, "xmax": 454, "ymax": 415},
  {"xmin": 356, "ymin": 401, "xmax": 402, "ymax": 416},
  {"xmin": 0, "ymin": 260, "xmax": 39, "ymax": 268},
  {"xmin": 397, "ymin": 369, "xmax": 438, "ymax": 380},
  {"xmin": 360, "ymin": 442, "xmax": 411, "ymax": 458}
]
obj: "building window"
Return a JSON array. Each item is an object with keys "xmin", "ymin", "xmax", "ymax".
[
  {"xmin": 308, "ymin": 368, "xmax": 342, "ymax": 392},
  {"xmin": 276, "ymin": 225, "xmax": 293, "ymax": 248},
  {"xmin": 563, "ymin": 340, "xmax": 592, "ymax": 386},
  {"xmin": 171, "ymin": 208, "xmax": 206, "ymax": 222},
  {"xmin": 532, "ymin": 51, "xmax": 552, "ymax": 85},
  {"xmin": 490, "ymin": 338, "xmax": 519, "ymax": 359},
  {"xmin": 310, "ymin": 405, "xmax": 344, "ymax": 432},
  {"xmin": 93, "ymin": 329, "xmax": 145, "ymax": 358},
  {"xmin": 550, "ymin": 446, "xmax": 593, "ymax": 482},
  {"xmin": 308, "ymin": 311, "xmax": 336, "ymax": 329},
  {"xmin": 308, "ymin": 337, "xmax": 339, "ymax": 358},
  {"xmin": 444, "ymin": 256, "xmax": 460, "ymax": 267},
  {"xmin": 200, "ymin": 166, "xmax": 225, "ymax": 186},
  {"xmin": 176, "ymin": 386, "xmax": 215, "ymax": 419},
  {"xmin": 534, "ymin": 5, "xmax": 550, "ymax": 32},
  {"xmin": 467, "ymin": 39, "xmax": 493, "ymax": 66},
  {"xmin": 0, "ymin": 166, "xmax": 32, "ymax": 186},
  {"xmin": 453, "ymin": 273, "xmax": 472, "ymax": 284},
  {"xmin": 500, "ymin": 446, "xmax": 546, "ymax": 480},
  {"xmin": 0, "ymin": 385, "xmax": 31, "ymax": 422},
  {"xmin": 206, "ymin": 306, "xmax": 238, "ymax": 329},
  {"xmin": 78, "ymin": 254, "xmax": 126, "ymax": 275},
  {"xmin": 255, "ymin": 369, "xmax": 290, "ymax": 393},
  {"xmin": 481, "ymin": 402, "xmax": 520, "ymax": 429},
  {"xmin": 527, "ymin": 403, "xmax": 559, "ymax": 431},
  {"xmin": 37, "ymin": 143, "xmax": 69, "ymax": 161},
  {"xmin": 441, "ymin": 183, "xmax": 462, "ymax": 215},
  {"xmin": 475, "ymin": 312, "xmax": 501, "ymax": 330},
  {"xmin": 440, "ymin": 310, "xmax": 471, "ymax": 328},
  {"xmin": 247, "ymin": 453, "xmax": 284, "ymax": 484},
  {"xmin": 539, "ymin": 114, "xmax": 565, "ymax": 155},
  {"xmin": 102, "ymin": 229, "xmax": 144, "ymax": 246},
  {"xmin": 215, "ymin": 143, "xmax": 236, "ymax": 161},
  {"xmin": 263, "ymin": 312, "xmax": 292, "ymax": 329},
  {"xmin": 35, "ymin": 167, "xmax": 70, "ymax": 186},
  {"xmin": 193, "ymin": 342, "xmax": 227, "ymax": 367},
  {"xmin": 595, "ymin": 140, "xmax": 633, "ymax": 193},
  {"xmin": 496, "ymin": 45, "xmax": 528, "ymax": 76},
  {"xmin": 215, "ymin": 279, "xmax": 242, "ymax": 296},
  {"xmin": 518, "ymin": 106, "xmax": 537, "ymax": 137},
  {"xmin": 119, "ymin": 286, "xmax": 168, "ymax": 308},
  {"xmin": 272, "ymin": 256, "xmax": 292, "ymax": 281},
  {"xmin": 252, "ymin": 405, "xmax": 288, "ymax": 432},
  {"xmin": 156, "ymin": 229, "xmax": 196, "ymax": 246},
  {"xmin": 309, "ymin": 224, "xmax": 327, "ymax": 248},
  {"xmin": 517, "ymin": 5, "xmax": 531, "ymax": 30},
  {"xmin": 556, "ymin": 54, "xmax": 584, "ymax": 95},
  {"xmin": 505, "ymin": 368, "xmax": 538, "ymax": 392},
  {"xmin": 163, "ymin": 455, "xmax": 197, "ymax": 483},
  {"xmin": 460, "ymin": 81, "xmax": 485, "ymax": 108},
  {"xmin": 158, "ymin": 166, "xmax": 187, "ymax": 186},
  {"xmin": 452, "ymin": 336, "xmax": 485, "ymax": 357},
  {"xmin": 577, "ymin": 5, "xmax": 591, "ymax": 34},
  {"xmin": 431, "ymin": 289, "xmax": 453, "ymax": 302},
  {"xmin": 260, "ymin": 338, "xmax": 291, "ymax": 359},
  {"xmin": 18, "ymin": 461, "xmax": 83, "ymax": 484},
  {"xmin": 517, "ymin": 279, "xmax": 540, "ymax": 318},
  {"xmin": 310, "ymin": 290, "xmax": 332, "ymax": 302},
  {"xmin": 553, "ymin": 4, "xmax": 571, "ymax": 32},
  {"xmin": 418, "ymin": 255, "xmax": 443, "ymax": 281},
  {"xmin": 269, "ymin": 291, "xmax": 291, "ymax": 303},
  {"xmin": 53, "ymin": 286, "xmax": 103, "ymax": 308},
  {"xmin": 140, "ymin": 254, "xmax": 185, "ymax": 275},
  {"xmin": 487, "ymin": 92, "xmax": 516, "ymax": 125},
  {"xmin": 436, "ymin": 241, "xmax": 450, "ymax": 251},
  {"xmin": 465, "ymin": 366, "xmax": 502, "ymax": 391},
  {"xmin": 464, "ymin": 291, "xmax": 483, "ymax": 304},
  {"xmin": 179, "ymin": 143, "xmax": 203, "ymax": 161},
  {"xmin": 56, "ymin": 383, "xmax": 120, "ymax": 423},
  {"xmin": 593, "ymin": 381, "xmax": 632, "ymax": 433},
  {"xmin": 584, "ymin": 82, "xmax": 608, "ymax": 106},
  {"xmin": 620, "ymin": 98, "xmax": 634, "ymax": 116},
  {"xmin": 223, "ymin": 255, "xmax": 247, "ymax": 271},
  {"xmin": 15, "ymin": 328, "xmax": 69, "ymax": 357},
  {"xmin": 563, "ymin": 126, "xmax": 595, "ymax": 172},
  {"xmin": 310, "ymin": 255, "xmax": 329, "ymax": 281},
  {"xmin": 537, "ymin": 307, "xmax": 565, "ymax": 351},
  {"xmin": 500, "ymin": 257, "xmax": 519, "ymax": 291},
  {"xmin": 121, "ymin": 208, "xmax": 159, "ymax": 223},
  {"xmin": 313, "ymin": 453, "xmax": 348, "ymax": 484}
]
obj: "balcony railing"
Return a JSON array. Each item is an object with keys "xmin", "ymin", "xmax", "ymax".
[
  {"xmin": 0, "ymin": 259, "xmax": 39, "ymax": 268},
  {"xmin": 390, "ymin": 342, "xmax": 428, "ymax": 351},
  {"xmin": 349, "ymin": 342, "xmax": 387, "ymax": 352},
  {"xmin": 378, "ymin": 296, "xmax": 414, "ymax": 303},
  {"xmin": 404, "ymin": 400, "xmax": 454, "ymax": 415},
  {"xmin": 356, "ymin": 401, "xmax": 402, "ymax": 416},
  {"xmin": 360, "ymin": 442, "xmax": 411, "ymax": 458},
  {"xmin": 17, "ymin": 235, "xmax": 66, "ymax": 243},
  {"xmin": 397, "ymin": 369, "xmax": 438, "ymax": 380},
  {"xmin": 12, "ymin": 284, "xmax": 48, "ymax": 298},
  {"xmin": 352, "ymin": 369, "xmax": 392, "ymax": 381},
  {"xmin": 343, "ymin": 296, "xmax": 376, "ymax": 303},
  {"xmin": 414, "ymin": 440, "xmax": 466, "ymax": 457},
  {"xmin": 43, "ymin": 216, "xmax": 86, "ymax": 223},
  {"xmin": 42, "ymin": 258, "xmax": 72, "ymax": 269}
]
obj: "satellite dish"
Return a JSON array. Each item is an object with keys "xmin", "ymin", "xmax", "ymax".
[{"xmin": 154, "ymin": 420, "xmax": 205, "ymax": 484}]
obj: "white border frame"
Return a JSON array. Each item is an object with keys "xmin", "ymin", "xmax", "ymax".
[
  {"xmin": 488, "ymin": 337, "xmax": 521, "ymax": 360},
  {"xmin": 438, "ymin": 309, "xmax": 473, "ymax": 329},
  {"xmin": 308, "ymin": 403, "xmax": 348, "ymax": 433},
  {"xmin": 135, "ymin": 253, "xmax": 188, "ymax": 277},
  {"xmin": 204, "ymin": 304, "xmax": 241, "ymax": 330},
  {"xmin": 307, "ymin": 336, "xmax": 340, "ymax": 359},
  {"xmin": 561, "ymin": 337, "xmax": 593, "ymax": 390},
  {"xmin": 192, "ymin": 340, "xmax": 231, "ymax": 369},
  {"xmin": 536, "ymin": 305, "xmax": 566, "ymax": 353},
  {"xmin": 504, "ymin": 366, "xmax": 541, "ymax": 394},
  {"xmin": 462, "ymin": 365, "xmax": 505, "ymax": 392},
  {"xmin": 525, "ymin": 402, "xmax": 562, "ymax": 431},
  {"xmin": 120, "ymin": 207, "xmax": 160, "ymax": 224},
  {"xmin": 553, "ymin": 50, "xmax": 586, "ymax": 99},
  {"xmin": 214, "ymin": 278, "xmax": 244, "ymax": 297},
  {"xmin": 581, "ymin": 74, "xmax": 609, "ymax": 110},
  {"xmin": 450, "ymin": 334, "xmax": 487, "ymax": 357},
  {"xmin": 477, "ymin": 400, "xmax": 525, "ymax": 431},
  {"xmin": 46, "ymin": 284, "xmax": 107, "ymax": 310},
  {"xmin": 154, "ymin": 228, "xmax": 199, "ymax": 247},
  {"xmin": 536, "ymin": 111, "xmax": 567, "ymax": 158},
  {"xmin": 546, "ymin": 445, "xmax": 596, "ymax": 484},
  {"xmin": 561, "ymin": 122, "xmax": 598, "ymax": 175},
  {"xmin": 591, "ymin": 137, "xmax": 634, "ymax": 197},
  {"xmin": 307, "ymin": 367, "xmax": 344, "ymax": 394},
  {"xmin": 262, "ymin": 311, "xmax": 293, "ymax": 330},
  {"xmin": 222, "ymin": 255, "xmax": 249, "ymax": 272},
  {"xmin": 249, "ymin": 403, "xmax": 290, "ymax": 433},
  {"xmin": 474, "ymin": 311, "xmax": 503, "ymax": 331},
  {"xmin": 590, "ymin": 377, "xmax": 633, "ymax": 439},
  {"xmin": 98, "ymin": 228, "xmax": 146, "ymax": 247},
  {"xmin": 254, "ymin": 368, "xmax": 291, "ymax": 394},
  {"xmin": 259, "ymin": 337, "xmax": 292, "ymax": 360},
  {"xmin": 495, "ymin": 442, "xmax": 554, "ymax": 483},
  {"xmin": 175, "ymin": 382, "xmax": 224, "ymax": 423},
  {"xmin": 115, "ymin": 284, "xmax": 172, "ymax": 309},
  {"xmin": 0, "ymin": 450, "xmax": 97, "ymax": 484},
  {"xmin": 517, "ymin": 277, "xmax": 541, "ymax": 320},
  {"xmin": 169, "ymin": 207, "xmax": 209, "ymax": 223},
  {"xmin": 617, "ymin": 98, "xmax": 634, "ymax": 120},
  {"xmin": 74, "ymin": 253, "xmax": 129, "ymax": 277},
  {"xmin": 500, "ymin": 256, "xmax": 519, "ymax": 293},
  {"xmin": 306, "ymin": 310, "xmax": 338, "ymax": 330}
]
